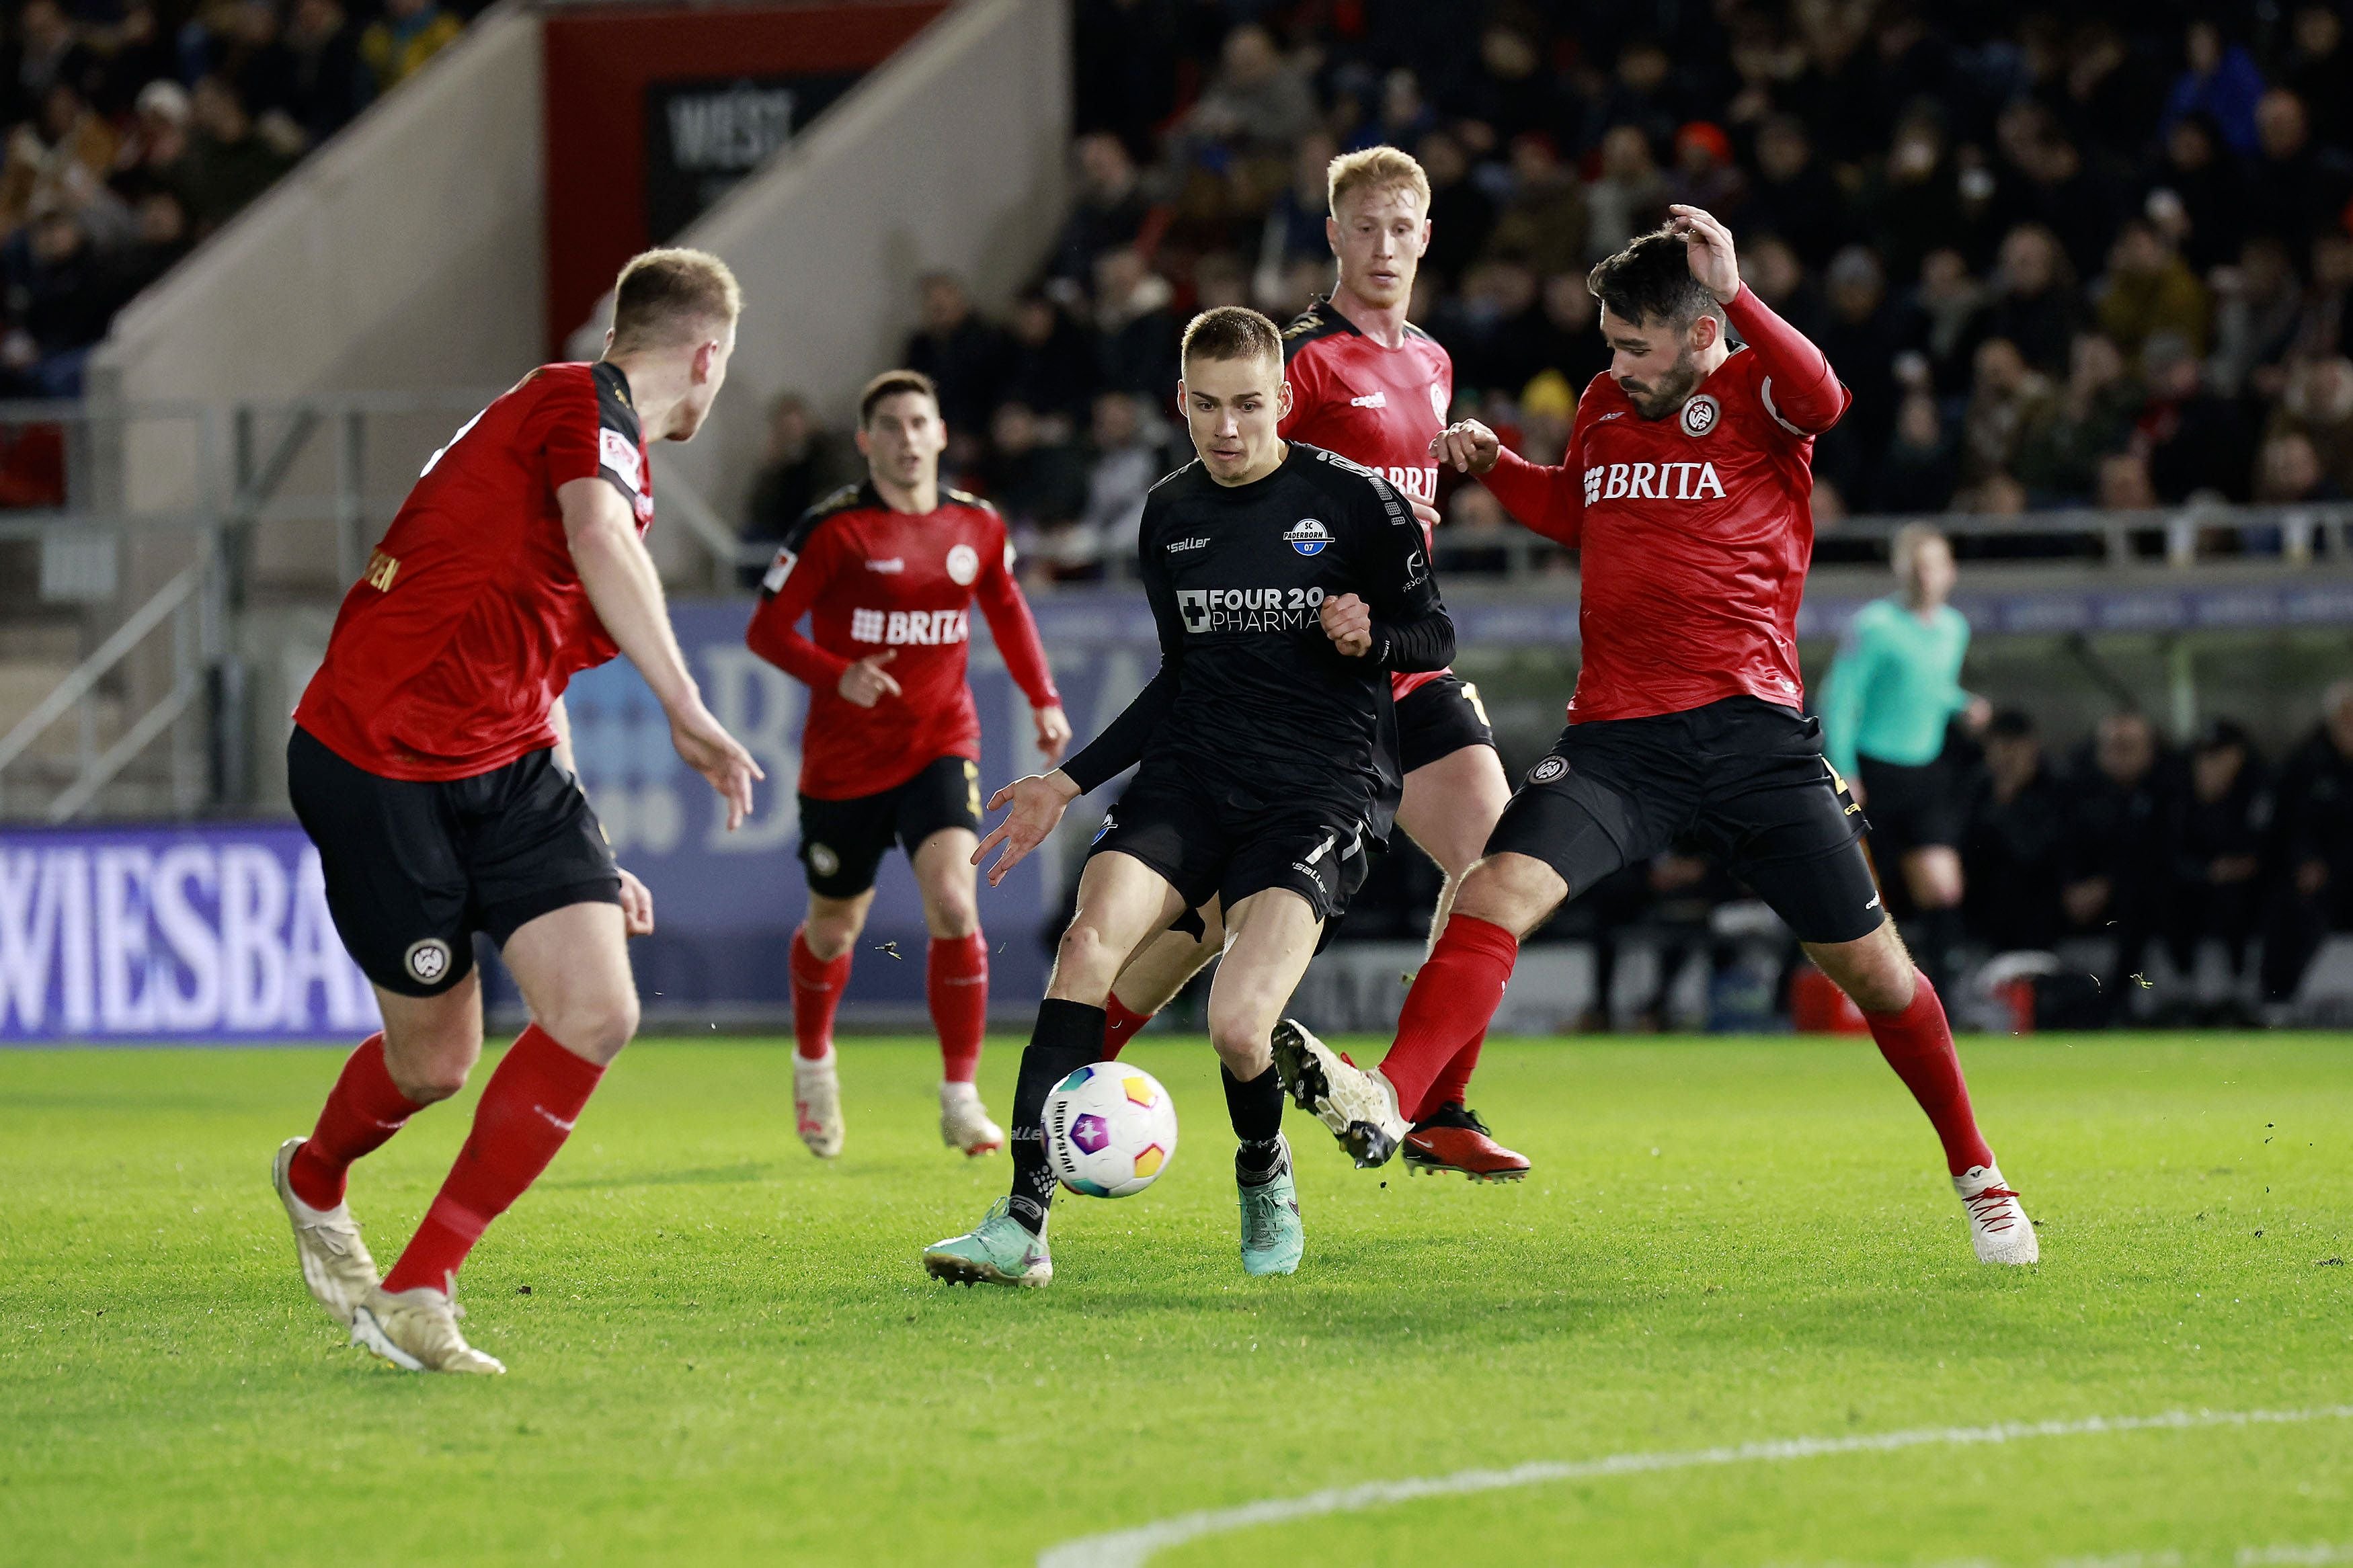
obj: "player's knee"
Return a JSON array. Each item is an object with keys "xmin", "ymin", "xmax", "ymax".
[
  {"xmin": 1451, "ymin": 854, "xmax": 1562, "ymax": 939},
  {"xmin": 383, "ymin": 1028, "xmax": 480, "ymax": 1104},
  {"xmin": 922, "ymin": 889, "xmax": 980, "ymax": 940},
  {"xmin": 1051, "ymin": 919, "xmax": 1123, "ymax": 999},
  {"xmin": 1812, "ymin": 927, "xmax": 1917, "ymax": 1015},
  {"xmin": 1205, "ymin": 1001, "xmax": 1274, "ymax": 1077},
  {"xmin": 802, "ymin": 907, "xmax": 864, "ymax": 960},
  {"xmin": 539, "ymin": 987, "xmax": 639, "ymax": 1064}
]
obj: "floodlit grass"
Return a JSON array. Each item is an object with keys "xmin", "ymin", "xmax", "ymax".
[{"xmin": 3, "ymin": 1034, "xmax": 2349, "ymax": 1567}]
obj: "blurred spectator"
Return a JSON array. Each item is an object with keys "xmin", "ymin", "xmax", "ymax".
[
  {"xmin": 1076, "ymin": 390, "xmax": 1160, "ymax": 572},
  {"xmin": 1484, "ymin": 132, "xmax": 1584, "ymax": 278},
  {"xmin": 1966, "ymin": 225, "xmax": 2085, "ymax": 377},
  {"xmin": 1665, "ymin": 121, "xmax": 1741, "ymax": 219},
  {"xmin": 2140, "ymin": 331, "xmax": 2260, "ymax": 502},
  {"xmin": 2207, "ymin": 235, "xmax": 2303, "ymax": 399},
  {"xmin": 903, "ymin": 272, "xmax": 1008, "ymax": 440},
  {"xmin": 1433, "ymin": 481, "xmax": 1515, "ymax": 576},
  {"xmin": 1583, "ymin": 124, "xmax": 1669, "ymax": 267},
  {"xmin": 5, "ymin": 1, "xmax": 91, "ymax": 128},
  {"xmin": 1253, "ymin": 129, "xmax": 1336, "ymax": 303},
  {"xmin": 2143, "ymin": 112, "xmax": 2244, "ymax": 272},
  {"xmin": 997, "ymin": 288, "xmax": 1098, "ymax": 431},
  {"xmin": 2262, "ymin": 680, "xmax": 2353, "ymax": 1008},
  {"xmin": 113, "ymin": 77, "xmax": 192, "ymax": 202},
  {"xmin": 2251, "ymin": 429, "xmax": 2339, "ymax": 509},
  {"xmin": 1962, "ymin": 710, "xmax": 2070, "ymax": 953},
  {"xmin": 1744, "ymin": 115, "xmax": 1848, "ymax": 270},
  {"xmin": 1068, "ymin": 0, "xmax": 1177, "ymax": 154},
  {"xmin": 1516, "ymin": 272, "xmax": 1607, "ymax": 397},
  {"xmin": 1812, "ymin": 246, "xmax": 1906, "ymax": 499},
  {"xmin": 1860, "ymin": 109, "xmax": 1967, "ymax": 286},
  {"xmin": 180, "ymin": 75, "xmax": 295, "ymax": 237},
  {"xmin": 1090, "ymin": 246, "xmax": 1176, "ymax": 401},
  {"xmin": 986, "ymin": 401, "xmax": 1092, "ymax": 583},
  {"xmin": 1176, "ymin": 24, "xmax": 1312, "ymax": 161},
  {"xmin": 740, "ymin": 393, "xmax": 854, "ymax": 573},
  {"xmin": 2282, "ymin": 3, "xmax": 2352, "ymax": 149},
  {"xmin": 360, "ymin": 0, "xmax": 463, "ymax": 97},
  {"xmin": 2164, "ymin": 718, "xmax": 2272, "ymax": 1007},
  {"xmin": 1049, "ymin": 131, "xmax": 1151, "ymax": 286},
  {"xmin": 284, "ymin": 0, "xmax": 368, "ymax": 149},
  {"xmin": 2159, "ymin": 19, "xmax": 2265, "ymax": 156},
  {"xmin": 1959, "ymin": 337, "xmax": 2054, "ymax": 486},
  {"xmin": 2290, "ymin": 231, "xmax": 2353, "ymax": 364},
  {"xmin": 2064, "ymin": 711, "xmax": 2173, "ymax": 1008},
  {"xmin": 2096, "ymin": 218, "xmax": 2209, "ymax": 362},
  {"xmin": 2266, "ymin": 356, "xmax": 2353, "ymax": 491},
  {"xmin": 1872, "ymin": 390, "xmax": 1958, "ymax": 513},
  {"xmin": 1902, "ymin": 247, "xmax": 1983, "ymax": 395},
  {"xmin": 2245, "ymin": 89, "xmax": 2352, "ymax": 254},
  {"xmin": 1414, "ymin": 129, "xmax": 1492, "ymax": 288},
  {"xmin": 2014, "ymin": 333, "xmax": 2139, "ymax": 503},
  {"xmin": 2096, "ymin": 449, "xmax": 2159, "ymax": 510}
]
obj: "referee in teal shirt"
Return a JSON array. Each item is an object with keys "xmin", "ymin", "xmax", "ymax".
[{"xmin": 1819, "ymin": 526, "xmax": 1990, "ymax": 987}]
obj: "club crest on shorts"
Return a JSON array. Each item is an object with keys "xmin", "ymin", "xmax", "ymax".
[
  {"xmin": 1681, "ymin": 395, "xmax": 1720, "ymax": 438},
  {"xmin": 1529, "ymin": 756, "xmax": 1569, "ymax": 784},
  {"xmin": 403, "ymin": 938, "xmax": 452, "ymax": 985},
  {"xmin": 1283, "ymin": 518, "xmax": 1331, "ymax": 556},
  {"xmin": 945, "ymin": 543, "xmax": 980, "ymax": 585},
  {"xmin": 807, "ymin": 841, "xmax": 840, "ymax": 877}
]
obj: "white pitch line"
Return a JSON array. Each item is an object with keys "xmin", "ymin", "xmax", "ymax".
[{"xmin": 1037, "ymin": 1405, "xmax": 2353, "ymax": 1568}]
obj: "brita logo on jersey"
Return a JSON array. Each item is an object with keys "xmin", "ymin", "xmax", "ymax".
[
  {"xmin": 1176, "ymin": 586, "xmax": 1324, "ymax": 634},
  {"xmin": 850, "ymin": 608, "xmax": 969, "ymax": 646},
  {"xmin": 1581, "ymin": 460, "xmax": 1728, "ymax": 506},
  {"xmin": 1284, "ymin": 519, "xmax": 1332, "ymax": 556}
]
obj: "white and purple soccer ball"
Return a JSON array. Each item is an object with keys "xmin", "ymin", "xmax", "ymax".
[{"xmin": 1044, "ymin": 1062, "xmax": 1179, "ymax": 1198}]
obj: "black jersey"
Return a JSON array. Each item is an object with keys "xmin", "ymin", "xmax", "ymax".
[{"xmin": 1062, "ymin": 442, "xmax": 1453, "ymax": 827}]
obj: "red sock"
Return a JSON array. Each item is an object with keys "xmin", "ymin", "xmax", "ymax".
[
  {"xmin": 1379, "ymin": 916, "xmax": 1518, "ymax": 1123},
  {"xmin": 1423, "ymin": 1030, "xmax": 1487, "ymax": 1114},
  {"xmin": 791, "ymin": 926, "xmax": 851, "ymax": 1061},
  {"xmin": 928, "ymin": 931, "xmax": 988, "ymax": 1084},
  {"xmin": 1864, "ymin": 968, "xmax": 1995, "ymax": 1176},
  {"xmin": 1099, "ymin": 994, "xmax": 1154, "ymax": 1060},
  {"xmin": 288, "ymin": 1033, "xmax": 421, "ymax": 1210},
  {"xmin": 381, "ymin": 1025, "xmax": 604, "ymax": 1296}
]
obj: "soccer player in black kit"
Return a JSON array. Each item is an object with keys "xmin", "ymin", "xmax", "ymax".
[{"xmin": 920, "ymin": 306, "xmax": 1453, "ymax": 1285}]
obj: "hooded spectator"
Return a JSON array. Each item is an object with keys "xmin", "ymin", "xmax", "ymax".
[{"xmin": 2159, "ymin": 19, "xmax": 2266, "ymax": 156}]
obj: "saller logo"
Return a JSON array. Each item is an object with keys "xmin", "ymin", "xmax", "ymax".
[{"xmin": 1284, "ymin": 519, "xmax": 1332, "ymax": 556}]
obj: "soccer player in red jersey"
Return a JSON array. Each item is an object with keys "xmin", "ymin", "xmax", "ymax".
[
  {"xmin": 1095, "ymin": 147, "xmax": 1527, "ymax": 1182},
  {"xmin": 745, "ymin": 369, "xmax": 1069, "ymax": 1161},
  {"xmin": 270, "ymin": 249, "xmax": 766, "ymax": 1372},
  {"xmin": 1277, "ymin": 210, "xmax": 2040, "ymax": 1266}
]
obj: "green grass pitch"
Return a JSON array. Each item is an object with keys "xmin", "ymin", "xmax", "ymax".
[{"xmin": 4, "ymin": 1033, "xmax": 2351, "ymax": 1566}]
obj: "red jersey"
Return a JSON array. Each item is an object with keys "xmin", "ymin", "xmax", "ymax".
[
  {"xmin": 1478, "ymin": 285, "xmax": 1851, "ymax": 725},
  {"xmin": 294, "ymin": 362, "xmax": 651, "ymax": 780},
  {"xmin": 1279, "ymin": 296, "xmax": 1455, "ymax": 699},
  {"xmin": 746, "ymin": 484, "xmax": 1060, "ymax": 800}
]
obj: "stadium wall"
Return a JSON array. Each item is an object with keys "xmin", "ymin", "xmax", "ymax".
[{"xmin": 561, "ymin": 0, "xmax": 1072, "ymax": 583}]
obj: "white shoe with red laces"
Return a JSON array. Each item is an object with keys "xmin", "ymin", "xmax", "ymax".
[{"xmin": 1954, "ymin": 1164, "xmax": 2038, "ymax": 1265}]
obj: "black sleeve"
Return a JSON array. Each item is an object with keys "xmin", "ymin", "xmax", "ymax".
[
  {"xmin": 1350, "ymin": 470, "xmax": 1454, "ymax": 673},
  {"xmin": 1062, "ymin": 493, "xmax": 1185, "ymax": 794}
]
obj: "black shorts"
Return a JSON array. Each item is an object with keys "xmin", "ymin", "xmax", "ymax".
[
  {"xmin": 1090, "ymin": 768, "xmax": 1371, "ymax": 931},
  {"xmin": 797, "ymin": 753, "xmax": 983, "ymax": 899},
  {"xmin": 1485, "ymin": 696, "xmax": 1884, "ymax": 945},
  {"xmin": 1855, "ymin": 754, "xmax": 1962, "ymax": 858},
  {"xmin": 1395, "ymin": 674, "xmax": 1496, "ymax": 774},
  {"xmin": 287, "ymin": 726, "xmax": 622, "ymax": 997}
]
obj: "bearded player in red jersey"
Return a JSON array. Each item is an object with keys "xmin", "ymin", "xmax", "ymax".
[
  {"xmin": 1277, "ymin": 210, "xmax": 2040, "ymax": 1266},
  {"xmin": 745, "ymin": 369, "xmax": 1069, "ymax": 1162},
  {"xmin": 1095, "ymin": 146, "xmax": 1527, "ymax": 1182},
  {"xmin": 270, "ymin": 249, "xmax": 766, "ymax": 1374}
]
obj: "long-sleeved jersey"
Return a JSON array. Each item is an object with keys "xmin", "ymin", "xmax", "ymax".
[
  {"xmin": 1475, "ymin": 284, "xmax": 1851, "ymax": 724},
  {"xmin": 1817, "ymin": 597, "xmax": 1973, "ymax": 777},
  {"xmin": 746, "ymin": 483, "xmax": 1060, "ymax": 800},
  {"xmin": 1062, "ymin": 442, "xmax": 1453, "ymax": 829}
]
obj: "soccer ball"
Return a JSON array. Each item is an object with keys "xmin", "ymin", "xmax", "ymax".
[{"xmin": 1044, "ymin": 1063, "xmax": 1178, "ymax": 1198}]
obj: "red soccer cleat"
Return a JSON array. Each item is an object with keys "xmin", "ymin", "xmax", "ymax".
[{"xmin": 1401, "ymin": 1104, "xmax": 1530, "ymax": 1182}]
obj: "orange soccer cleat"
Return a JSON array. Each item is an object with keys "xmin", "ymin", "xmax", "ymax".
[{"xmin": 1400, "ymin": 1103, "xmax": 1531, "ymax": 1182}]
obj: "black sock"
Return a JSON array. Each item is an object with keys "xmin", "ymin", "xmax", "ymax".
[
  {"xmin": 1224, "ymin": 1063, "xmax": 1287, "ymax": 1184},
  {"xmin": 1006, "ymin": 998, "xmax": 1105, "ymax": 1235}
]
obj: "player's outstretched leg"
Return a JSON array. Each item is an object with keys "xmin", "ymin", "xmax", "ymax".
[
  {"xmin": 923, "ymin": 999, "xmax": 1097, "ymax": 1286},
  {"xmin": 1810, "ymin": 928, "xmax": 2038, "ymax": 1265},
  {"xmin": 789, "ymin": 923, "xmax": 850, "ymax": 1159},
  {"xmin": 272, "ymin": 1031, "xmax": 426, "ymax": 1324},
  {"xmin": 1269, "ymin": 1018, "xmax": 1407, "ymax": 1167}
]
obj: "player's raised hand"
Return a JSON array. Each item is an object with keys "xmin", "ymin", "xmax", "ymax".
[
  {"xmin": 616, "ymin": 867, "xmax": 655, "ymax": 936},
  {"xmin": 838, "ymin": 649, "xmax": 901, "ymax": 708},
  {"xmin": 1320, "ymin": 591, "xmax": 1373, "ymax": 657},
  {"xmin": 1033, "ymin": 703, "xmax": 1072, "ymax": 765},
  {"xmin": 1429, "ymin": 419, "xmax": 1501, "ymax": 474},
  {"xmin": 669, "ymin": 701, "xmax": 764, "ymax": 831},
  {"xmin": 972, "ymin": 770, "xmax": 1081, "ymax": 886},
  {"xmin": 1667, "ymin": 204, "xmax": 1741, "ymax": 304}
]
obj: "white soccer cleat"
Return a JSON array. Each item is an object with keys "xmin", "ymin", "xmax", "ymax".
[
  {"xmin": 795, "ymin": 1051, "xmax": 845, "ymax": 1159},
  {"xmin": 1955, "ymin": 1163, "xmax": 2040, "ymax": 1266},
  {"xmin": 349, "ymin": 1283, "xmax": 505, "ymax": 1374},
  {"xmin": 939, "ymin": 1083, "xmax": 1004, "ymax": 1157},
  {"xmin": 270, "ymin": 1136, "xmax": 379, "ymax": 1326},
  {"xmin": 1269, "ymin": 1018, "xmax": 1408, "ymax": 1167}
]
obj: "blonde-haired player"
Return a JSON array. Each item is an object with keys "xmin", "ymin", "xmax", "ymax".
[{"xmin": 1096, "ymin": 146, "xmax": 1528, "ymax": 1181}]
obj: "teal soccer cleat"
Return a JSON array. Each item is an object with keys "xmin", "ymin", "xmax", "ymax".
[
  {"xmin": 922, "ymin": 1198, "xmax": 1053, "ymax": 1288},
  {"xmin": 1237, "ymin": 1137, "xmax": 1304, "ymax": 1276}
]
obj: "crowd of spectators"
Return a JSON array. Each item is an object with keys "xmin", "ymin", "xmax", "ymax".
[
  {"xmin": 0, "ymin": 0, "xmax": 475, "ymax": 397},
  {"xmin": 748, "ymin": 2, "xmax": 2353, "ymax": 581}
]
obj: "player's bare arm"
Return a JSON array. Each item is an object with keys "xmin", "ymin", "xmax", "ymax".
[
  {"xmin": 971, "ymin": 769, "xmax": 1081, "ymax": 885},
  {"xmin": 559, "ymin": 474, "xmax": 763, "ymax": 830}
]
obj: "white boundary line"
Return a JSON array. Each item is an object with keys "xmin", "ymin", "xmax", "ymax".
[{"xmin": 1037, "ymin": 1406, "xmax": 2353, "ymax": 1568}]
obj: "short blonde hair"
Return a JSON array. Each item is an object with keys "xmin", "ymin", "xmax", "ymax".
[
  {"xmin": 610, "ymin": 247, "xmax": 741, "ymax": 353},
  {"xmin": 1180, "ymin": 305, "xmax": 1282, "ymax": 370},
  {"xmin": 1326, "ymin": 145, "xmax": 1431, "ymax": 218}
]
